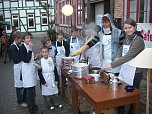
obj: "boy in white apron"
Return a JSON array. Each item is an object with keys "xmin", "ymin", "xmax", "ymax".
[
  {"xmin": 20, "ymin": 33, "xmax": 38, "ymax": 114},
  {"xmin": 66, "ymin": 26, "xmax": 85, "ymax": 62},
  {"xmin": 37, "ymin": 46, "xmax": 63, "ymax": 111},
  {"xmin": 9, "ymin": 31, "xmax": 27, "ymax": 107}
]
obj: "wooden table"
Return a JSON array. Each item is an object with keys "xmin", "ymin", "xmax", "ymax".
[{"xmin": 61, "ymin": 69, "xmax": 141, "ymax": 114}]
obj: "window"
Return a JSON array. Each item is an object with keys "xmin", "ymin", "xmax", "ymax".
[
  {"xmin": 7, "ymin": 23, "xmax": 11, "ymax": 30},
  {"xmin": 77, "ymin": 0, "xmax": 82, "ymax": 25},
  {"xmin": 27, "ymin": 14, "xmax": 35, "ymax": 28},
  {"xmin": 138, "ymin": 0, "xmax": 147, "ymax": 22},
  {"xmin": 41, "ymin": 13, "xmax": 48, "ymax": 25},
  {"xmin": 59, "ymin": 2, "xmax": 62, "ymax": 24},
  {"xmin": 12, "ymin": 15, "xmax": 19, "ymax": 28},
  {"xmin": 128, "ymin": 0, "xmax": 148, "ymax": 22}
]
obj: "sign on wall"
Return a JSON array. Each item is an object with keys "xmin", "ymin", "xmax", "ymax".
[
  {"xmin": 96, "ymin": 14, "xmax": 103, "ymax": 27},
  {"xmin": 137, "ymin": 23, "xmax": 152, "ymax": 48}
]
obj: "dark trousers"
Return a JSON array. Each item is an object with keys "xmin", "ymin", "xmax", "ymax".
[
  {"xmin": 117, "ymin": 71, "xmax": 143, "ymax": 114},
  {"xmin": 26, "ymin": 86, "xmax": 37, "ymax": 112},
  {"xmin": 16, "ymin": 87, "xmax": 27, "ymax": 105},
  {"xmin": 43, "ymin": 94, "xmax": 61, "ymax": 107}
]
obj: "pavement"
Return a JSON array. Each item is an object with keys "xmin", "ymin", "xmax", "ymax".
[
  {"xmin": 0, "ymin": 36, "xmax": 151, "ymax": 114},
  {"xmin": 0, "ymin": 37, "xmax": 73, "ymax": 114}
]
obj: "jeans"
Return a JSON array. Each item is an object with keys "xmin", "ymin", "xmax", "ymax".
[{"xmin": 16, "ymin": 87, "xmax": 26, "ymax": 105}]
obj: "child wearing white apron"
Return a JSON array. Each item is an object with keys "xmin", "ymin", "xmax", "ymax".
[{"xmin": 38, "ymin": 46, "xmax": 63, "ymax": 111}]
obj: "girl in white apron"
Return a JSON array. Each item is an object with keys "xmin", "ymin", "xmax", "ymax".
[
  {"xmin": 101, "ymin": 18, "xmax": 145, "ymax": 114},
  {"xmin": 20, "ymin": 33, "xmax": 37, "ymax": 113},
  {"xmin": 38, "ymin": 46, "xmax": 63, "ymax": 111}
]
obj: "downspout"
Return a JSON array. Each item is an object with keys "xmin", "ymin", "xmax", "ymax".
[
  {"xmin": 110, "ymin": 0, "xmax": 114, "ymax": 20},
  {"xmin": 87, "ymin": 0, "xmax": 90, "ymax": 24},
  {"xmin": 82, "ymin": 0, "xmax": 85, "ymax": 34}
]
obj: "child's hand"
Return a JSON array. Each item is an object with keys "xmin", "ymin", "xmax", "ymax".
[
  {"xmin": 55, "ymin": 81, "xmax": 58, "ymax": 85},
  {"xmin": 29, "ymin": 42, "xmax": 33, "ymax": 50},
  {"xmin": 43, "ymin": 83, "xmax": 48, "ymax": 87}
]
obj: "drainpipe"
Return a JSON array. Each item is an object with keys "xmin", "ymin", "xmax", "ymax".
[
  {"xmin": 87, "ymin": 0, "xmax": 90, "ymax": 24},
  {"xmin": 82, "ymin": 0, "xmax": 85, "ymax": 30},
  {"xmin": 110, "ymin": 0, "xmax": 114, "ymax": 20}
]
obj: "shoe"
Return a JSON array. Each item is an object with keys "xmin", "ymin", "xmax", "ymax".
[
  {"xmin": 19, "ymin": 103, "xmax": 27, "ymax": 108},
  {"xmin": 55, "ymin": 104, "xmax": 63, "ymax": 109},
  {"xmin": 58, "ymin": 104, "xmax": 63, "ymax": 109},
  {"xmin": 92, "ymin": 111, "xmax": 96, "ymax": 114},
  {"xmin": 48, "ymin": 105, "xmax": 55, "ymax": 111}
]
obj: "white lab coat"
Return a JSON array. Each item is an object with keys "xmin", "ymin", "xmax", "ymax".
[
  {"xmin": 41, "ymin": 57, "xmax": 58, "ymax": 95},
  {"xmin": 85, "ymin": 42, "xmax": 102, "ymax": 67},
  {"xmin": 22, "ymin": 43, "xmax": 37, "ymax": 88}
]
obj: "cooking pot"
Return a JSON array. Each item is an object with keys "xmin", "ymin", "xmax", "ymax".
[
  {"xmin": 90, "ymin": 67, "xmax": 101, "ymax": 74},
  {"xmin": 71, "ymin": 63, "xmax": 89, "ymax": 79},
  {"xmin": 62, "ymin": 57, "xmax": 74, "ymax": 70}
]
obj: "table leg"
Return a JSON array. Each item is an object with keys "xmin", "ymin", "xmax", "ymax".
[
  {"xmin": 133, "ymin": 96, "xmax": 140, "ymax": 114},
  {"xmin": 95, "ymin": 105, "xmax": 101, "ymax": 114},
  {"xmin": 61, "ymin": 71, "xmax": 65, "ymax": 97},
  {"xmin": 71, "ymin": 85, "xmax": 79, "ymax": 114}
]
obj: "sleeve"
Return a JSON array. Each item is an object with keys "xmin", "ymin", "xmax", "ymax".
[
  {"xmin": 9, "ymin": 45, "xmax": 16, "ymax": 61},
  {"xmin": 52, "ymin": 41, "xmax": 57, "ymax": 56},
  {"xmin": 66, "ymin": 37, "xmax": 70, "ymax": 44},
  {"xmin": 54, "ymin": 66, "xmax": 59, "ymax": 82},
  {"xmin": 38, "ymin": 68, "xmax": 46, "ymax": 85},
  {"xmin": 86, "ymin": 36, "xmax": 100, "ymax": 48},
  {"xmin": 19, "ymin": 44, "xmax": 32, "ymax": 63},
  {"xmin": 63, "ymin": 41, "xmax": 70, "ymax": 56},
  {"xmin": 111, "ymin": 37, "xmax": 145, "ymax": 68}
]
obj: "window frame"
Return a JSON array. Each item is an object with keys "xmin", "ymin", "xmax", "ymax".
[
  {"xmin": 12, "ymin": 14, "xmax": 20, "ymax": 29},
  {"xmin": 77, "ymin": 0, "xmax": 82, "ymax": 25},
  {"xmin": 27, "ymin": 14, "xmax": 35, "ymax": 28},
  {"xmin": 41, "ymin": 13, "xmax": 48, "ymax": 25},
  {"xmin": 127, "ymin": 0, "xmax": 148, "ymax": 23}
]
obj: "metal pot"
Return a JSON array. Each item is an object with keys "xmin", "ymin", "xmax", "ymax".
[{"xmin": 71, "ymin": 63, "xmax": 89, "ymax": 79}]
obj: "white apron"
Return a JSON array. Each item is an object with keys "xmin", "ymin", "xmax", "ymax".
[
  {"xmin": 13, "ymin": 43, "xmax": 23, "ymax": 87},
  {"xmin": 118, "ymin": 45, "xmax": 136, "ymax": 85},
  {"xmin": 41, "ymin": 57, "xmax": 58, "ymax": 95},
  {"xmin": 70, "ymin": 37, "xmax": 81, "ymax": 62},
  {"xmin": 55, "ymin": 41, "xmax": 65, "ymax": 75},
  {"xmin": 14, "ymin": 63, "xmax": 23, "ymax": 87},
  {"xmin": 22, "ymin": 43, "xmax": 37, "ymax": 88},
  {"xmin": 102, "ymin": 35, "xmax": 120, "ymax": 73}
]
